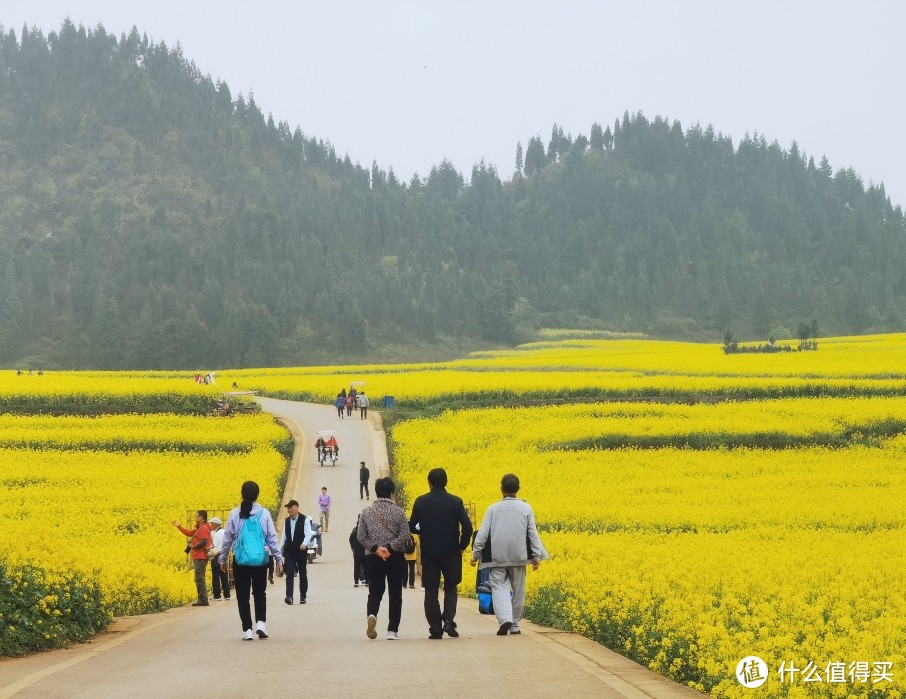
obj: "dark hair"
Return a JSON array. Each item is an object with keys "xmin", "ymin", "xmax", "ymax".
[
  {"xmin": 427, "ymin": 468, "xmax": 447, "ymax": 489},
  {"xmin": 501, "ymin": 473, "xmax": 520, "ymax": 494},
  {"xmin": 240, "ymin": 480, "xmax": 260, "ymax": 519},
  {"xmin": 374, "ymin": 477, "xmax": 395, "ymax": 499},
  {"xmin": 196, "ymin": 510, "xmax": 208, "ymax": 521}
]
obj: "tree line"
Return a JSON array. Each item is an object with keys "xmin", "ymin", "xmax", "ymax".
[{"xmin": 0, "ymin": 22, "xmax": 903, "ymax": 369}]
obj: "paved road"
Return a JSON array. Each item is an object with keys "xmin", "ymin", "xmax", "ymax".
[{"xmin": 0, "ymin": 399, "xmax": 705, "ymax": 699}]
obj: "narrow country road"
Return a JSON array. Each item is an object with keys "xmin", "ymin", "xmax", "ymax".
[{"xmin": 0, "ymin": 399, "xmax": 704, "ymax": 699}]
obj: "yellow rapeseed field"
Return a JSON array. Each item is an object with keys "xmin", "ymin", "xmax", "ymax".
[
  {"xmin": 3, "ymin": 333, "xmax": 906, "ymax": 695},
  {"xmin": 0, "ymin": 414, "xmax": 288, "ymax": 615},
  {"xmin": 392, "ymin": 398, "xmax": 906, "ymax": 698},
  {"xmin": 4, "ymin": 333, "xmax": 904, "ymax": 411}
]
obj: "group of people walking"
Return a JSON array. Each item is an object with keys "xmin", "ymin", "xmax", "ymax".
[
  {"xmin": 335, "ymin": 387, "xmax": 369, "ymax": 419},
  {"xmin": 174, "ymin": 481, "xmax": 286, "ymax": 639},
  {"xmin": 174, "ymin": 482, "xmax": 329, "ymax": 640},
  {"xmin": 354, "ymin": 468, "xmax": 548, "ymax": 640},
  {"xmin": 174, "ymin": 438, "xmax": 546, "ymax": 642}
]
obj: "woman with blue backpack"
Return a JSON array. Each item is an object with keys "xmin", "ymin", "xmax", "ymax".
[{"xmin": 219, "ymin": 481, "xmax": 284, "ymax": 641}]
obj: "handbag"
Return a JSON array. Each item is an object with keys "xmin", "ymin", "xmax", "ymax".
[{"xmin": 206, "ymin": 546, "xmax": 221, "ymax": 562}]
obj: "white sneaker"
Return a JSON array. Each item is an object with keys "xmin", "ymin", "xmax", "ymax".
[
  {"xmin": 256, "ymin": 621, "xmax": 268, "ymax": 639},
  {"xmin": 242, "ymin": 629, "xmax": 254, "ymax": 641},
  {"xmin": 387, "ymin": 631, "xmax": 399, "ymax": 640},
  {"xmin": 366, "ymin": 614, "xmax": 377, "ymax": 639}
]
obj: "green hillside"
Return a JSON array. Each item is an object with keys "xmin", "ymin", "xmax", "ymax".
[{"xmin": 1, "ymin": 22, "xmax": 903, "ymax": 368}]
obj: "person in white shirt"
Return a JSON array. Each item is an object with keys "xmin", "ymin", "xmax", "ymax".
[
  {"xmin": 209, "ymin": 517, "xmax": 230, "ymax": 600},
  {"xmin": 280, "ymin": 500, "xmax": 314, "ymax": 605}
]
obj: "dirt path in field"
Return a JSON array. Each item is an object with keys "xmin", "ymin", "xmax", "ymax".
[{"xmin": 0, "ymin": 399, "xmax": 704, "ymax": 699}]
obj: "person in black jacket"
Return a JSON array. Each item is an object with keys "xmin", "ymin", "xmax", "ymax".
[
  {"xmin": 359, "ymin": 461, "xmax": 370, "ymax": 500},
  {"xmin": 408, "ymin": 468, "xmax": 473, "ymax": 639}
]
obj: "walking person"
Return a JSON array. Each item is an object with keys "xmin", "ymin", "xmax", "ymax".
[
  {"xmin": 209, "ymin": 517, "xmax": 230, "ymax": 600},
  {"xmin": 173, "ymin": 510, "xmax": 212, "ymax": 607},
  {"xmin": 404, "ymin": 532, "xmax": 419, "ymax": 590},
  {"xmin": 470, "ymin": 473, "xmax": 549, "ymax": 636},
  {"xmin": 359, "ymin": 461, "xmax": 370, "ymax": 500},
  {"xmin": 356, "ymin": 477, "xmax": 410, "ymax": 640},
  {"xmin": 358, "ymin": 391, "xmax": 370, "ymax": 420},
  {"xmin": 350, "ymin": 514, "xmax": 369, "ymax": 587},
  {"xmin": 318, "ymin": 487, "xmax": 332, "ymax": 533},
  {"xmin": 280, "ymin": 500, "xmax": 314, "ymax": 605},
  {"xmin": 219, "ymin": 481, "xmax": 283, "ymax": 640},
  {"xmin": 344, "ymin": 393, "xmax": 355, "ymax": 418},
  {"xmin": 409, "ymin": 468, "xmax": 473, "ymax": 639},
  {"xmin": 335, "ymin": 393, "xmax": 345, "ymax": 419}
]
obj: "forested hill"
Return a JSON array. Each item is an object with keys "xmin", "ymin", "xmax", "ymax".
[{"xmin": 1, "ymin": 23, "xmax": 904, "ymax": 369}]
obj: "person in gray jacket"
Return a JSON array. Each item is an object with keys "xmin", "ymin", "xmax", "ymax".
[{"xmin": 470, "ymin": 473, "xmax": 548, "ymax": 636}]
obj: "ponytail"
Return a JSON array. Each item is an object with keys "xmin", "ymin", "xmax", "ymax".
[{"xmin": 239, "ymin": 480, "xmax": 260, "ymax": 519}]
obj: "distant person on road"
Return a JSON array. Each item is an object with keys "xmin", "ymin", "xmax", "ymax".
[
  {"xmin": 358, "ymin": 391, "xmax": 370, "ymax": 420},
  {"xmin": 219, "ymin": 481, "xmax": 283, "ymax": 640},
  {"xmin": 335, "ymin": 393, "xmax": 345, "ymax": 419},
  {"xmin": 209, "ymin": 517, "xmax": 230, "ymax": 601},
  {"xmin": 356, "ymin": 477, "xmax": 410, "ymax": 640},
  {"xmin": 173, "ymin": 510, "xmax": 212, "ymax": 607},
  {"xmin": 350, "ymin": 514, "xmax": 370, "ymax": 587},
  {"xmin": 344, "ymin": 393, "xmax": 355, "ymax": 418},
  {"xmin": 318, "ymin": 487, "xmax": 332, "ymax": 532},
  {"xmin": 266, "ymin": 551, "xmax": 275, "ymax": 585},
  {"xmin": 326, "ymin": 434, "xmax": 339, "ymax": 456},
  {"xmin": 404, "ymin": 532, "xmax": 419, "ymax": 590},
  {"xmin": 360, "ymin": 461, "xmax": 370, "ymax": 500},
  {"xmin": 409, "ymin": 468, "xmax": 473, "ymax": 639},
  {"xmin": 280, "ymin": 500, "xmax": 314, "ymax": 605},
  {"xmin": 471, "ymin": 473, "xmax": 549, "ymax": 636}
]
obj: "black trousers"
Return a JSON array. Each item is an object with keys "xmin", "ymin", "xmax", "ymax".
[
  {"xmin": 360, "ymin": 480, "xmax": 369, "ymax": 499},
  {"xmin": 365, "ymin": 552, "xmax": 405, "ymax": 632},
  {"xmin": 285, "ymin": 550, "xmax": 308, "ymax": 600},
  {"xmin": 232, "ymin": 564, "xmax": 268, "ymax": 631},
  {"xmin": 421, "ymin": 551, "xmax": 463, "ymax": 634},
  {"xmin": 353, "ymin": 550, "xmax": 369, "ymax": 583},
  {"xmin": 406, "ymin": 560, "xmax": 416, "ymax": 587},
  {"xmin": 211, "ymin": 560, "xmax": 230, "ymax": 598}
]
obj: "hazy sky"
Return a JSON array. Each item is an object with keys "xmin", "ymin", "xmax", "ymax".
[{"xmin": 4, "ymin": 1, "xmax": 905, "ymax": 206}]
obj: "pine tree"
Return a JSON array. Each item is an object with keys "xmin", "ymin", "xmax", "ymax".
[{"xmin": 590, "ymin": 122, "xmax": 604, "ymax": 150}]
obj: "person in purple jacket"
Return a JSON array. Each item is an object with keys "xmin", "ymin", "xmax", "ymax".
[{"xmin": 318, "ymin": 486, "xmax": 332, "ymax": 532}]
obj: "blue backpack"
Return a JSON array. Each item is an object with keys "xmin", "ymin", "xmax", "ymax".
[{"xmin": 234, "ymin": 512, "xmax": 269, "ymax": 566}]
